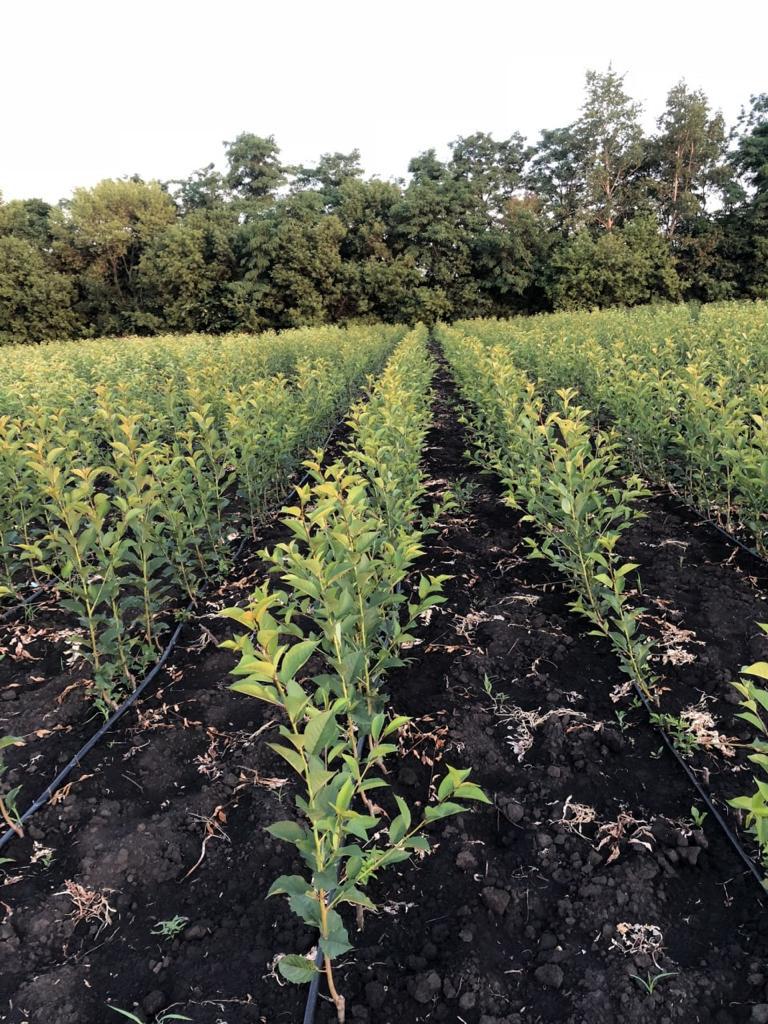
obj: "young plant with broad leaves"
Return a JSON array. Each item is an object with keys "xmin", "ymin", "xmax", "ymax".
[
  {"xmin": 222, "ymin": 328, "xmax": 488, "ymax": 1021},
  {"xmin": 439, "ymin": 327, "xmax": 657, "ymax": 701},
  {"xmin": 728, "ymin": 624, "xmax": 768, "ymax": 878},
  {"xmin": 0, "ymin": 736, "xmax": 24, "ymax": 839}
]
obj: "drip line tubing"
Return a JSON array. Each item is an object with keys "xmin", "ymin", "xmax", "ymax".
[
  {"xmin": 630, "ymin": 679, "xmax": 767, "ymax": 893},
  {"xmin": 0, "ymin": 584, "xmax": 53, "ymax": 625},
  {"xmin": 0, "ymin": 619, "xmax": 184, "ymax": 853},
  {"xmin": 660, "ymin": 484, "xmax": 768, "ymax": 571}
]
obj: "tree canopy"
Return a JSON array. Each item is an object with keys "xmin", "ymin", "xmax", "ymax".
[{"xmin": 1, "ymin": 70, "xmax": 766, "ymax": 344}]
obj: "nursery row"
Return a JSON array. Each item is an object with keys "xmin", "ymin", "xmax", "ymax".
[
  {"xmin": 457, "ymin": 302, "xmax": 768, "ymax": 557},
  {"xmin": 0, "ymin": 324, "xmax": 400, "ymax": 711},
  {"xmin": 439, "ymin": 321, "xmax": 768, "ymax": 878},
  {"xmin": 223, "ymin": 323, "xmax": 485, "ymax": 1018}
]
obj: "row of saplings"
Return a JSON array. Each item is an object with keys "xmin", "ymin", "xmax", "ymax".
[
  {"xmin": 223, "ymin": 326, "xmax": 487, "ymax": 1020},
  {"xmin": 438, "ymin": 324, "xmax": 768, "ymax": 881}
]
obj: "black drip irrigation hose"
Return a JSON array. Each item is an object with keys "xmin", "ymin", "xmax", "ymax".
[
  {"xmin": 302, "ymin": 929, "xmax": 325, "ymax": 1023},
  {"xmin": 0, "ymin": 584, "xmax": 52, "ymax": 625},
  {"xmin": 643, "ymin": 490, "xmax": 768, "ymax": 891},
  {"xmin": 0, "ymin": 619, "xmax": 184, "ymax": 853},
  {"xmin": 0, "ymin": 410, "xmax": 353, "ymax": 854},
  {"xmin": 700, "ymin": 515, "xmax": 768, "ymax": 571},
  {"xmin": 659, "ymin": 485, "xmax": 768, "ymax": 571},
  {"xmin": 631, "ymin": 679, "xmax": 767, "ymax": 893}
]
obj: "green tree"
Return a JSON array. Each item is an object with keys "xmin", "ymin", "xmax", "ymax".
[
  {"xmin": 525, "ymin": 125, "xmax": 585, "ymax": 233},
  {"xmin": 392, "ymin": 150, "xmax": 485, "ymax": 319},
  {"xmin": 472, "ymin": 196, "xmax": 554, "ymax": 313},
  {"xmin": 649, "ymin": 82, "xmax": 727, "ymax": 238},
  {"xmin": 292, "ymin": 150, "xmax": 364, "ymax": 198},
  {"xmin": 718, "ymin": 95, "xmax": 768, "ymax": 298},
  {"xmin": 550, "ymin": 216, "xmax": 680, "ymax": 310},
  {"xmin": 0, "ymin": 236, "xmax": 80, "ymax": 344},
  {"xmin": 0, "ymin": 198, "xmax": 56, "ymax": 248},
  {"xmin": 449, "ymin": 131, "xmax": 528, "ymax": 217},
  {"xmin": 54, "ymin": 178, "xmax": 176, "ymax": 333},
  {"xmin": 575, "ymin": 68, "xmax": 646, "ymax": 230},
  {"xmin": 230, "ymin": 192, "xmax": 345, "ymax": 329},
  {"xmin": 168, "ymin": 163, "xmax": 226, "ymax": 213},
  {"xmin": 732, "ymin": 94, "xmax": 768, "ymax": 203},
  {"xmin": 136, "ymin": 210, "xmax": 237, "ymax": 332},
  {"xmin": 224, "ymin": 133, "xmax": 285, "ymax": 204},
  {"xmin": 332, "ymin": 177, "xmax": 422, "ymax": 321}
]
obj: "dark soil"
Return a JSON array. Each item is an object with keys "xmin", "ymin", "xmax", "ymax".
[{"xmin": 2, "ymin": 360, "xmax": 768, "ymax": 1024}]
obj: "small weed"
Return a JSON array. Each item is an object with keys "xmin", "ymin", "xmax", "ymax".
[
  {"xmin": 0, "ymin": 735, "xmax": 24, "ymax": 838},
  {"xmin": 630, "ymin": 970, "xmax": 678, "ymax": 996},
  {"xmin": 108, "ymin": 1006, "xmax": 192, "ymax": 1023},
  {"xmin": 151, "ymin": 915, "xmax": 189, "ymax": 940},
  {"xmin": 483, "ymin": 673, "xmax": 509, "ymax": 713},
  {"xmin": 689, "ymin": 806, "xmax": 708, "ymax": 829},
  {"xmin": 448, "ymin": 476, "xmax": 479, "ymax": 517},
  {"xmin": 649, "ymin": 712, "xmax": 700, "ymax": 757}
]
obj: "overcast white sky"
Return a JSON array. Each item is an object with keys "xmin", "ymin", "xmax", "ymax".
[{"xmin": 2, "ymin": 0, "xmax": 766, "ymax": 203}]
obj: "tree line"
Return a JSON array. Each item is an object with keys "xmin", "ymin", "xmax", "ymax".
[{"xmin": 1, "ymin": 70, "xmax": 766, "ymax": 344}]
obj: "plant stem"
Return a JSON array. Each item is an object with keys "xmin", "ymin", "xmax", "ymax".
[{"xmin": 0, "ymin": 796, "xmax": 23, "ymax": 838}]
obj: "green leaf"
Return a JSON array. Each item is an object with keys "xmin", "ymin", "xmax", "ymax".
[
  {"xmin": 230, "ymin": 658, "xmax": 276, "ymax": 681},
  {"xmin": 453, "ymin": 782, "xmax": 491, "ymax": 804},
  {"xmin": 278, "ymin": 953, "xmax": 319, "ymax": 984},
  {"xmin": 282, "ymin": 576, "xmax": 321, "ymax": 601},
  {"xmin": 268, "ymin": 742, "xmax": 305, "ymax": 774},
  {"xmin": 744, "ymin": 663, "xmax": 768, "ymax": 682},
  {"xmin": 361, "ymin": 777, "xmax": 389, "ymax": 792},
  {"xmin": 389, "ymin": 814, "xmax": 407, "ymax": 845},
  {"xmin": 391, "ymin": 794, "xmax": 415, "ymax": 843},
  {"xmin": 424, "ymin": 801, "xmax": 466, "ymax": 823},
  {"xmin": 267, "ymin": 821, "xmax": 305, "ymax": 845},
  {"xmin": 107, "ymin": 1009, "xmax": 145, "ymax": 1023},
  {"xmin": 737, "ymin": 711, "xmax": 765, "ymax": 732},
  {"xmin": 366, "ymin": 743, "xmax": 397, "ymax": 761},
  {"xmin": 280, "ymin": 640, "xmax": 319, "ymax": 683},
  {"xmin": 288, "ymin": 893, "xmax": 322, "ymax": 926},
  {"xmin": 267, "ymin": 874, "xmax": 310, "ymax": 898},
  {"xmin": 345, "ymin": 813, "xmax": 379, "ymax": 840},
  {"xmin": 230, "ymin": 680, "xmax": 280, "ymax": 705},
  {"xmin": 406, "ymin": 835, "xmax": 430, "ymax": 852},
  {"xmin": 313, "ymin": 866, "xmax": 338, "ymax": 892},
  {"xmin": 336, "ymin": 887, "xmax": 376, "ymax": 911},
  {"xmin": 382, "ymin": 715, "xmax": 411, "ymax": 738},
  {"xmin": 729, "ymin": 795, "xmax": 759, "ymax": 811},
  {"xmin": 283, "ymin": 679, "xmax": 310, "ymax": 721},
  {"xmin": 320, "ymin": 911, "xmax": 352, "ymax": 958},
  {"xmin": 304, "ymin": 708, "xmax": 338, "ymax": 757},
  {"xmin": 437, "ymin": 773, "xmax": 455, "ymax": 802}
]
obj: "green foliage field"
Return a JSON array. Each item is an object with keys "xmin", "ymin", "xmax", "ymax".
[
  {"xmin": 0, "ymin": 323, "xmax": 401, "ymax": 710},
  {"xmin": 454, "ymin": 300, "xmax": 768, "ymax": 555}
]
